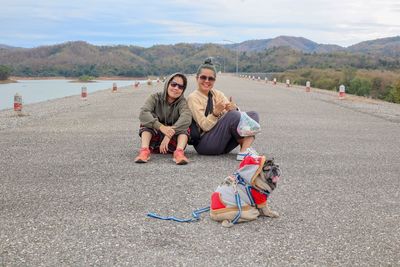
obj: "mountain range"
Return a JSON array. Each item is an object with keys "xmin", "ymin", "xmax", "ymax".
[
  {"xmin": 221, "ymin": 35, "xmax": 400, "ymax": 56},
  {"xmin": 1, "ymin": 35, "xmax": 399, "ymax": 77},
  {"xmin": 3, "ymin": 35, "xmax": 400, "ymax": 55},
  {"xmin": 222, "ymin": 36, "xmax": 345, "ymax": 53}
]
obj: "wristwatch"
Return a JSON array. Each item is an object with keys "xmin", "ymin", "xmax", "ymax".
[{"xmin": 212, "ymin": 111, "xmax": 222, "ymax": 118}]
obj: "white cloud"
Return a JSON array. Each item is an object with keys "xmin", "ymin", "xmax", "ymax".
[
  {"xmin": 1, "ymin": 0, "xmax": 400, "ymax": 47},
  {"xmin": 149, "ymin": 19, "xmax": 219, "ymax": 37}
]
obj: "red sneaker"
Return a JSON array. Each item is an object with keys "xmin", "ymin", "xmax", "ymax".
[
  {"xmin": 173, "ymin": 148, "xmax": 188, "ymax": 165},
  {"xmin": 135, "ymin": 147, "xmax": 151, "ymax": 163}
]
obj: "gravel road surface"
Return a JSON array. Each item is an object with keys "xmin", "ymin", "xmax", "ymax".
[{"xmin": 1, "ymin": 75, "xmax": 399, "ymax": 266}]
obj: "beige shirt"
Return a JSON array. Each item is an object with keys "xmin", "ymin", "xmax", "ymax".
[{"xmin": 187, "ymin": 89, "xmax": 229, "ymax": 132}]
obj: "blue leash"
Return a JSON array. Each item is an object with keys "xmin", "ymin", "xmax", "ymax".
[
  {"xmin": 147, "ymin": 206, "xmax": 210, "ymax": 223},
  {"xmin": 147, "ymin": 174, "xmax": 269, "ymax": 225}
]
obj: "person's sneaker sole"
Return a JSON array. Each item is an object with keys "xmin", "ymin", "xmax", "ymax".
[
  {"xmin": 135, "ymin": 156, "xmax": 150, "ymax": 163},
  {"xmin": 174, "ymin": 158, "xmax": 188, "ymax": 165}
]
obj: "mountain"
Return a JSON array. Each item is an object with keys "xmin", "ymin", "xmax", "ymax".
[
  {"xmin": 0, "ymin": 44, "xmax": 24, "ymax": 51},
  {"xmin": 1, "ymin": 36, "xmax": 400, "ymax": 77},
  {"xmin": 0, "ymin": 44, "xmax": 15, "ymax": 49},
  {"xmin": 0, "ymin": 41, "xmax": 223, "ymax": 76},
  {"xmin": 348, "ymin": 36, "xmax": 400, "ymax": 57},
  {"xmin": 223, "ymin": 36, "xmax": 345, "ymax": 53}
]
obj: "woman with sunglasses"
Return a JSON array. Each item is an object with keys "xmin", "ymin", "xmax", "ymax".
[
  {"xmin": 135, "ymin": 73, "xmax": 192, "ymax": 165},
  {"xmin": 187, "ymin": 59, "xmax": 259, "ymax": 160}
]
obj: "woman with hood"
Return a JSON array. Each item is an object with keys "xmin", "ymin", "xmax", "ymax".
[{"xmin": 135, "ymin": 73, "xmax": 191, "ymax": 165}]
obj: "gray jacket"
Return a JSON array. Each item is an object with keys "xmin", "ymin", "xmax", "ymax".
[{"xmin": 139, "ymin": 73, "xmax": 192, "ymax": 135}]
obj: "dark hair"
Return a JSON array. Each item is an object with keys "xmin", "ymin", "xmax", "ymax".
[{"xmin": 196, "ymin": 57, "xmax": 217, "ymax": 77}]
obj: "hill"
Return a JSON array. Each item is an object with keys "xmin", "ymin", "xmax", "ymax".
[
  {"xmin": 226, "ymin": 36, "xmax": 345, "ymax": 53},
  {"xmin": 0, "ymin": 44, "xmax": 18, "ymax": 49},
  {"xmin": 0, "ymin": 44, "xmax": 25, "ymax": 51},
  {"xmin": 348, "ymin": 36, "xmax": 400, "ymax": 57},
  {"xmin": 1, "ymin": 36, "xmax": 400, "ymax": 77}
]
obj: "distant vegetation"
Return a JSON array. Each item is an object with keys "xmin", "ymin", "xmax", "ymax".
[
  {"xmin": 276, "ymin": 68, "xmax": 400, "ymax": 103},
  {"xmin": 77, "ymin": 75, "xmax": 95, "ymax": 82},
  {"xmin": 0, "ymin": 65, "xmax": 12, "ymax": 80},
  {"xmin": 1, "ymin": 39, "xmax": 400, "ymax": 78},
  {"xmin": 0, "ymin": 36, "xmax": 400, "ymax": 103}
]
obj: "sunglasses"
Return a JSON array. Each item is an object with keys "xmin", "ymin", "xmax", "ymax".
[
  {"xmin": 170, "ymin": 81, "xmax": 185, "ymax": 90},
  {"xmin": 199, "ymin": 75, "xmax": 216, "ymax": 82}
]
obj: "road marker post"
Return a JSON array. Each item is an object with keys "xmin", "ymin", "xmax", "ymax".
[
  {"xmin": 306, "ymin": 81, "xmax": 311, "ymax": 92},
  {"xmin": 339, "ymin": 85, "xmax": 346, "ymax": 99},
  {"xmin": 81, "ymin": 86, "xmax": 88, "ymax": 100}
]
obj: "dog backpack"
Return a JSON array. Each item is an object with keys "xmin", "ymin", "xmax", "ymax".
[{"xmin": 210, "ymin": 156, "xmax": 269, "ymax": 223}]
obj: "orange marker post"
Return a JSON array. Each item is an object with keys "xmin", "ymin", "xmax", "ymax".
[
  {"xmin": 81, "ymin": 86, "xmax": 88, "ymax": 100},
  {"xmin": 339, "ymin": 85, "xmax": 346, "ymax": 99},
  {"xmin": 14, "ymin": 93, "xmax": 22, "ymax": 114},
  {"xmin": 306, "ymin": 81, "xmax": 311, "ymax": 92}
]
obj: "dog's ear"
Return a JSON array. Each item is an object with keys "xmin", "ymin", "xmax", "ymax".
[{"xmin": 262, "ymin": 158, "xmax": 275, "ymax": 172}]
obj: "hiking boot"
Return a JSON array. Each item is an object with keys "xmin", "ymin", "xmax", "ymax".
[
  {"xmin": 236, "ymin": 147, "xmax": 258, "ymax": 161},
  {"xmin": 135, "ymin": 147, "xmax": 151, "ymax": 163},
  {"xmin": 173, "ymin": 148, "xmax": 188, "ymax": 165}
]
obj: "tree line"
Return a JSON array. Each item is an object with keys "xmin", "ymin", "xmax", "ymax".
[
  {"xmin": 1, "ymin": 42, "xmax": 400, "ymax": 103},
  {"xmin": 276, "ymin": 68, "xmax": 400, "ymax": 103}
]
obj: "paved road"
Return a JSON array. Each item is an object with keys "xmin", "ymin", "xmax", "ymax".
[{"xmin": 1, "ymin": 75, "xmax": 399, "ymax": 266}]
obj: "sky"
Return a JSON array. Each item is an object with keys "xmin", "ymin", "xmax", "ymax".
[{"xmin": 1, "ymin": 0, "xmax": 400, "ymax": 48}]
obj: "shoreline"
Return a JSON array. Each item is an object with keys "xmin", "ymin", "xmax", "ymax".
[
  {"xmin": 0, "ymin": 79, "xmax": 18, "ymax": 84},
  {"xmin": 0, "ymin": 76, "xmax": 148, "ymax": 85},
  {"xmin": 10, "ymin": 76, "xmax": 148, "ymax": 81},
  {"xmin": 0, "ymin": 83, "xmax": 137, "ymax": 129}
]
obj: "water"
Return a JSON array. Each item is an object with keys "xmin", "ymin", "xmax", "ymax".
[{"xmin": 0, "ymin": 79, "xmax": 142, "ymax": 110}]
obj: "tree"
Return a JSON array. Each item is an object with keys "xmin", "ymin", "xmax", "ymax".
[
  {"xmin": 78, "ymin": 75, "xmax": 95, "ymax": 82},
  {"xmin": 348, "ymin": 78, "xmax": 372, "ymax": 96},
  {"xmin": 385, "ymin": 80, "xmax": 400, "ymax": 103},
  {"xmin": 0, "ymin": 65, "xmax": 12, "ymax": 80},
  {"xmin": 340, "ymin": 67, "xmax": 357, "ymax": 87}
]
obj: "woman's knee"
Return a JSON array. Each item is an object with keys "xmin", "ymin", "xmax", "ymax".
[
  {"xmin": 223, "ymin": 110, "xmax": 241, "ymax": 123},
  {"xmin": 246, "ymin": 111, "xmax": 259, "ymax": 122}
]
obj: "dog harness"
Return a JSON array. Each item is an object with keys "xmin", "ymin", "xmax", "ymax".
[
  {"xmin": 147, "ymin": 155, "xmax": 278, "ymax": 225},
  {"xmin": 210, "ymin": 156, "xmax": 271, "ymax": 224}
]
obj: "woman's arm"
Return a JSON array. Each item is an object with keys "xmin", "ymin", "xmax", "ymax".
[
  {"xmin": 172, "ymin": 100, "xmax": 192, "ymax": 135},
  {"xmin": 138, "ymin": 95, "xmax": 162, "ymax": 130},
  {"xmin": 188, "ymin": 95, "xmax": 219, "ymax": 132}
]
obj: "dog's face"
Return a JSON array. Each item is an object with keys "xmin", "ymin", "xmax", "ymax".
[{"xmin": 254, "ymin": 158, "xmax": 281, "ymax": 193}]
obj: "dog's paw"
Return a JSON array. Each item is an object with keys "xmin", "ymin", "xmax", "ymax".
[
  {"xmin": 222, "ymin": 220, "xmax": 234, "ymax": 228},
  {"xmin": 260, "ymin": 207, "xmax": 280, "ymax": 218},
  {"xmin": 266, "ymin": 210, "xmax": 280, "ymax": 218}
]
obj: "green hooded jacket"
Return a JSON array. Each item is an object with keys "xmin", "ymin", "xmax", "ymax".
[{"xmin": 139, "ymin": 73, "xmax": 192, "ymax": 135}]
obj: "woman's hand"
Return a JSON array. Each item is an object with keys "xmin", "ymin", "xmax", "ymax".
[
  {"xmin": 160, "ymin": 125, "xmax": 175, "ymax": 138},
  {"xmin": 160, "ymin": 136, "xmax": 171, "ymax": 154},
  {"xmin": 225, "ymin": 96, "xmax": 237, "ymax": 111},
  {"xmin": 213, "ymin": 99, "xmax": 226, "ymax": 116}
]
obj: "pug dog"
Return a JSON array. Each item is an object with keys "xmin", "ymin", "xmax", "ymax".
[{"xmin": 210, "ymin": 155, "xmax": 281, "ymax": 227}]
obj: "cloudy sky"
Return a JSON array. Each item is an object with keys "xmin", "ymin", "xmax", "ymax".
[{"xmin": 1, "ymin": 0, "xmax": 400, "ymax": 48}]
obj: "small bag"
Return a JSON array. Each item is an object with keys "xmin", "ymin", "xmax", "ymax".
[
  {"xmin": 237, "ymin": 112, "xmax": 261, "ymax": 137},
  {"xmin": 188, "ymin": 119, "xmax": 201, "ymax": 146}
]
